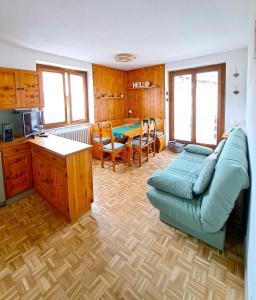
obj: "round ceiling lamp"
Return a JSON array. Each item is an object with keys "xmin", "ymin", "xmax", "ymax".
[{"xmin": 115, "ymin": 53, "xmax": 136, "ymax": 62}]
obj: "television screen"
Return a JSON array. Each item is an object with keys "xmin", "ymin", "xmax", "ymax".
[{"xmin": 23, "ymin": 111, "xmax": 42, "ymax": 137}]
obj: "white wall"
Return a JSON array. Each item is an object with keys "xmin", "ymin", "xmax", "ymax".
[
  {"xmin": 165, "ymin": 48, "xmax": 248, "ymax": 141},
  {"xmin": 0, "ymin": 41, "xmax": 94, "ymax": 122},
  {"xmin": 245, "ymin": 1, "xmax": 256, "ymax": 299}
]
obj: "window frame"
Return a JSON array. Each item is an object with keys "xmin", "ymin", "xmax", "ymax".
[
  {"xmin": 37, "ymin": 64, "xmax": 89, "ymax": 129},
  {"xmin": 169, "ymin": 63, "xmax": 226, "ymax": 147}
]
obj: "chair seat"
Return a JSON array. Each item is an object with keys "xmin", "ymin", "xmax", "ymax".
[
  {"xmin": 93, "ymin": 137, "xmax": 111, "ymax": 144},
  {"xmin": 129, "ymin": 139, "xmax": 148, "ymax": 148},
  {"xmin": 102, "ymin": 142, "xmax": 125, "ymax": 151},
  {"xmin": 150, "ymin": 130, "xmax": 164, "ymax": 138},
  {"xmin": 134, "ymin": 136, "xmax": 153, "ymax": 142}
]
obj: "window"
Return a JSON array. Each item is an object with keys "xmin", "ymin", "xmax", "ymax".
[
  {"xmin": 37, "ymin": 65, "xmax": 88, "ymax": 127},
  {"xmin": 169, "ymin": 64, "xmax": 225, "ymax": 146}
]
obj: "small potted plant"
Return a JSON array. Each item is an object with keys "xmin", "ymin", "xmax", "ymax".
[
  {"xmin": 127, "ymin": 109, "xmax": 133, "ymax": 127},
  {"xmin": 128, "ymin": 109, "xmax": 133, "ymax": 118}
]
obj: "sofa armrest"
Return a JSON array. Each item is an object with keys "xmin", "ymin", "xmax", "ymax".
[{"xmin": 147, "ymin": 170, "xmax": 194, "ymax": 200}]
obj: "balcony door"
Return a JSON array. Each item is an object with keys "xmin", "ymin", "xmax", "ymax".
[{"xmin": 169, "ymin": 64, "xmax": 225, "ymax": 146}]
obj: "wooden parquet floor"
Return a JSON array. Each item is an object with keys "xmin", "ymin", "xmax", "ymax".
[{"xmin": 0, "ymin": 150, "xmax": 244, "ymax": 300}]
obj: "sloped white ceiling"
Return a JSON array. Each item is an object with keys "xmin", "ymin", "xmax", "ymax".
[{"xmin": 0, "ymin": 0, "xmax": 250, "ymax": 69}]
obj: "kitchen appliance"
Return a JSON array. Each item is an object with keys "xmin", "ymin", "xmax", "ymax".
[
  {"xmin": 23, "ymin": 111, "xmax": 42, "ymax": 137},
  {"xmin": 2, "ymin": 123, "xmax": 14, "ymax": 142}
]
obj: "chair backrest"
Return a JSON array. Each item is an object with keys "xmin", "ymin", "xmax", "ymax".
[
  {"xmin": 156, "ymin": 118, "xmax": 165, "ymax": 133},
  {"xmin": 90, "ymin": 123, "xmax": 100, "ymax": 141},
  {"xmin": 136, "ymin": 119, "xmax": 150, "ymax": 146},
  {"xmin": 99, "ymin": 122, "xmax": 114, "ymax": 149},
  {"xmin": 149, "ymin": 118, "xmax": 156, "ymax": 138}
]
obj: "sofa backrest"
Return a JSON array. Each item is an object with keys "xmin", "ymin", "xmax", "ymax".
[{"xmin": 200, "ymin": 128, "xmax": 249, "ymax": 233}]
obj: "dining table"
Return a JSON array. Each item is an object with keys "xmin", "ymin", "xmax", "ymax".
[{"xmin": 112, "ymin": 123, "xmax": 141, "ymax": 166}]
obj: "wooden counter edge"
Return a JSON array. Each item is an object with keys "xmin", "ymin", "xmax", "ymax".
[{"xmin": 28, "ymin": 135, "xmax": 92, "ymax": 158}]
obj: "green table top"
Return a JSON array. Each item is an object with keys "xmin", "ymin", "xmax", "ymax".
[{"xmin": 112, "ymin": 123, "xmax": 140, "ymax": 138}]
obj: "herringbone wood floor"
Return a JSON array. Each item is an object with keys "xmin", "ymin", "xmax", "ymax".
[{"xmin": 0, "ymin": 150, "xmax": 244, "ymax": 300}]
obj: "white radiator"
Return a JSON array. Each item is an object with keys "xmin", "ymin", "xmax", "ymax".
[{"xmin": 48, "ymin": 125, "xmax": 90, "ymax": 144}]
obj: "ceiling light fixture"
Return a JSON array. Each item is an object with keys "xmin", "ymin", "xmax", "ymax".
[{"xmin": 115, "ymin": 53, "xmax": 136, "ymax": 62}]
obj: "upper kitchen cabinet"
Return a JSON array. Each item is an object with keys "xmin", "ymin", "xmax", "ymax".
[
  {"xmin": 0, "ymin": 67, "xmax": 43, "ymax": 109},
  {"xmin": 20, "ymin": 70, "xmax": 42, "ymax": 108},
  {"xmin": 0, "ymin": 68, "xmax": 21, "ymax": 109}
]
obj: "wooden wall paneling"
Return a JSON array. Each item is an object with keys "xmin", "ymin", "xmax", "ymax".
[
  {"xmin": 126, "ymin": 64, "xmax": 165, "ymax": 120},
  {"xmin": 93, "ymin": 64, "xmax": 127, "ymax": 122}
]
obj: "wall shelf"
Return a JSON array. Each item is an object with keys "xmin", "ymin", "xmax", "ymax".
[{"xmin": 127, "ymin": 86, "xmax": 159, "ymax": 90}]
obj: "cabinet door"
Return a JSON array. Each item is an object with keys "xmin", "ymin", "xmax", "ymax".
[
  {"xmin": 50, "ymin": 164, "xmax": 68, "ymax": 215},
  {"xmin": 32, "ymin": 153, "xmax": 51, "ymax": 201},
  {"xmin": 3, "ymin": 152, "xmax": 33, "ymax": 198},
  {"xmin": 20, "ymin": 70, "xmax": 42, "ymax": 108},
  {"xmin": 0, "ymin": 68, "xmax": 21, "ymax": 109}
]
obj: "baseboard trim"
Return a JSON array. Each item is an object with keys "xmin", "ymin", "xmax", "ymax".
[{"xmin": 6, "ymin": 189, "xmax": 35, "ymax": 205}]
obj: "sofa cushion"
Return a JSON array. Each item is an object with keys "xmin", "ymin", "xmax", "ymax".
[
  {"xmin": 193, "ymin": 153, "xmax": 217, "ymax": 195},
  {"xmin": 147, "ymin": 170, "xmax": 194, "ymax": 200},
  {"xmin": 147, "ymin": 187, "xmax": 203, "ymax": 232},
  {"xmin": 216, "ymin": 128, "xmax": 248, "ymax": 170},
  {"xmin": 201, "ymin": 161, "xmax": 249, "ymax": 233},
  {"xmin": 165, "ymin": 151, "xmax": 206, "ymax": 184},
  {"xmin": 184, "ymin": 144, "xmax": 214, "ymax": 156},
  {"xmin": 214, "ymin": 139, "xmax": 226, "ymax": 157}
]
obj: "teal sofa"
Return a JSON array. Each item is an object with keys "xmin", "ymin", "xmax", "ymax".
[{"xmin": 146, "ymin": 128, "xmax": 249, "ymax": 250}]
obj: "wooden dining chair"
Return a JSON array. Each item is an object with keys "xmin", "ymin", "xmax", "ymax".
[
  {"xmin": 90, "ymin": 123, "xmax": 110, "ymax": 160},
  {"xmin": 149, "ymin": 118, "xmax": 156, "ymax": 157},
  {"xmin": 154, "ymin": 118, "xmax": 166, "ymax": 153},
  {"xmin": 131, "ymin": 119, "xmax": 150, "ymax": 167},
  {"xmin": 99, "ymin": 122, "xmax": 126, "ymax": 172}
]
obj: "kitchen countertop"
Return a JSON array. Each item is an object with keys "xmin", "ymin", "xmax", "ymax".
[
  {"xmin": 0, "ymin": 137, "xmax": 29, "ymax": 149},
  {"xmin": 29, "ymin": 134, "xmax": 92, "ymax": 157}
]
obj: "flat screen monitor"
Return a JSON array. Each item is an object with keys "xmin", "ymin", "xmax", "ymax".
[{"xmin": 23, "ymin": 111, "xmax": 42, "ymax": 137}]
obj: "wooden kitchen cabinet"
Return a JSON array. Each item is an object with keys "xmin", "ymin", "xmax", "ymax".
[
  {"xmin": 32, "ymin": 146, "xmax": 68, "ymax": 214},
  {"xmin": 0, "ymin": 135, "xmax": 92, "ymax": 222},
  {"xmin": 30, "ymin": 135, "xmax": 93, "ymax": 221},
  {"xmin": 32, "ymin": 152, "xmax": 51, "ymax": 201},
  {"xmin": 0, "ymin": 67, "xmax": 42, "ymax": 109},
  {"xmin": 20, "ymin": 70, "xmax": 42, "ymax": 108},
  {"xmin": 50, "ymin": 164, "xmax": 68, "ymax": 215},
  {"xmin": 0, "ymin": 68, "xmax": 21, "ymax": 109},
  {"xmin": 0, "ymin": 139, "xmax": 33, "ymax": 199}
]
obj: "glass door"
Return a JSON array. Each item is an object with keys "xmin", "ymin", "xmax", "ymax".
[
  {"xmin": 196, "ymin": 71, "xmax": 218, "ymax": 145},
  {"xmin": 169, "ymin": 64, "xmax": 225, "ymax": 146},
  {"xmin": 173, "ymin": 74, "xmax": 192, "ymax": 142}
]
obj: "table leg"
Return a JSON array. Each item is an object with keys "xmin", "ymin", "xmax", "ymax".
[{"xmin": 126, "ymin": 137, "xmax": 133, "ymax": 166}]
